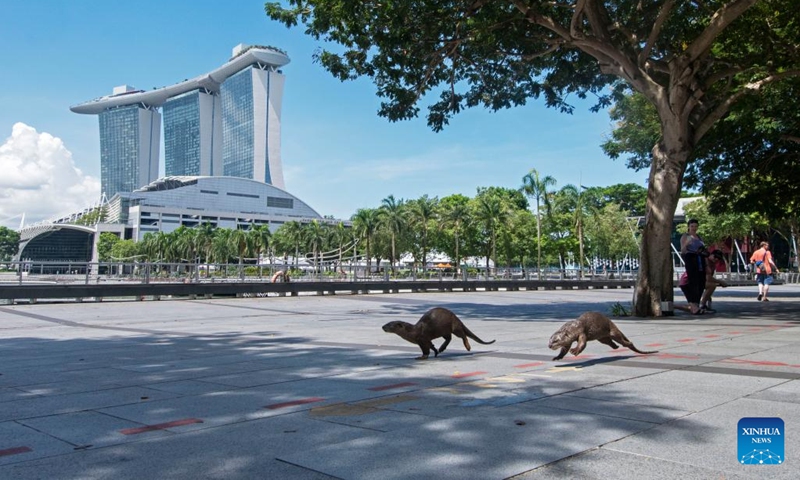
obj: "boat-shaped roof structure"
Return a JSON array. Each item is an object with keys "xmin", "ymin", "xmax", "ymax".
[{"xmin": 71, "ymin": 45, "xmax": 289, "ymax": 114}]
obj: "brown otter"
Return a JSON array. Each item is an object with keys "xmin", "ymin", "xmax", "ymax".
[
  {"xmin": 548, "ymin": 311, "xmax": 658, "ymax": 360},
  {"xmin": 382, "ymin": 307, "xmax": 496, "ymax": 360}
]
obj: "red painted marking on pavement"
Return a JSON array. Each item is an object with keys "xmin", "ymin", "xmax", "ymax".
[
  {"xmin": 368, "ymin": 382, "xmax": 417, "ymax": 391},
  {"xmin": 645, "ymin": 343, "xmax": 665, "ymax": 347},
  {"xmin": 514, "ymin": 362, "xmax": 545, "ymax": 368},
  {"xmin": 677, "ymin": 338, "xmax": 695, "ymax": 343},
  {"xmin": 265, "ymin": 397, "xmax": 325, "ymax": 410},
  {"xmin": 747, "ymin": 328, "xmax": 763, "ymax": 332},
  {"xmin": 655, "ymin": 353, "xmax": 700, "ymax": 359},
  {"xmin": 570, "ymin": 355, "xmax": 593, "ymax": 360},
  {"xmin": 721, "ymin": 359, "xmax": 791, "ymax": 367},
  {"xmin": 703, "ymin": 335, "xmax": 721, "ymax": 338},
  {"xmin": 120, "ymin": 418, "xmax": 203, "ymax": 435},
  {"xmin": 0, "ymin": 446, "xmax": 32, "ymax": 457},
  {"xmin": 452, "ymin": 371, "xmax": 488, "ymax": 379}
]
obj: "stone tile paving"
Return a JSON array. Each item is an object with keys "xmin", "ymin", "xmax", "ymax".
[{"xmin": 0, "ymin": 285, "xmax": 799, "ymax": 479}]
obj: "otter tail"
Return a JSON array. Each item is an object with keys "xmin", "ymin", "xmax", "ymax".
[
  {"xmin": 628, "ymin": 345, "xmax": 659, "ymax": 355},
  {"xmin": 619, "ymin": 333, "xmax": 657, "ymax": 354},
  {"xmin": 463, "ymin": 325, "xmax": 496, "ymax": 345}
]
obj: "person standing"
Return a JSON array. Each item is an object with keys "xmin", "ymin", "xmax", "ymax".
[
  {"xmin": 750, "ymin": 241, "xmax": 779, "ymax": 301},
  {"xmin": 680, "ymin": 219, "xmax": 707, "ymax": 314}
]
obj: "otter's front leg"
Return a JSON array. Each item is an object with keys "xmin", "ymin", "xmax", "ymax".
[
  {"xmin": 552, "ymin": 346, "xmax": 569, "ymax": 361},
  {"xmin": 570, "ymin": 334, "xmax": 588, "ymax": 356},
  {"xmin": 431, "ymin": 343, "xmax": 439, "ymax": 357}
]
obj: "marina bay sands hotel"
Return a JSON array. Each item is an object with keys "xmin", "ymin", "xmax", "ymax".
[{"xmin": 71, "ymin": 44, "xmax": 289, "ymax": 198}]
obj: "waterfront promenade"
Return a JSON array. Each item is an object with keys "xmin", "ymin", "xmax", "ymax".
[{"xmin": 1, "ymin": 285, "xmax": 799, "ymax": 479}]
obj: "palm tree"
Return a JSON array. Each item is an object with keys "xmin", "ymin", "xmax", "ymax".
[
  {"xmin": 283, "ymin": 221, "xmax": 305, "ymax": 271},
  {"xmin": 304, "ymin": 220, "xmax": 326, "ymax": 274},
  {"xmin": 379, "ymin": 194, "xmax": 406, "ymax": 275},
  {"xmin": 558, "ymin": 184, "xmax": 595, "ymax": 279},
  {"xmin": 211, "ymin": 228, "xmax": 232, "ymax": 267},
  {"xmin": 249, "ymin": 224, "xmax": 272, "ymax": 275},
  {"xmin": 351, "ymin": 208, "xmax": 379, "ymax": 276},
  {"xmin": 407, "ymin": 195, "xmax": 438, "ymax": 274},
  {"xmin": 474, "ymin": 193, "xmax": 508, "ymax": 275},
  {"xmin": 521, "ymin": 168, "xmax": 557, "ymax": 279},
  {"xmin": 329, "ymin": 221, "xmax": 351, "ymax": 276},
  {"xmin": 440, "ymin": 200, "xmax": 470, "ymax": 275},
  {"xmin": 230, "ymin": 228, "xmax": 253, "ymax": 278}
]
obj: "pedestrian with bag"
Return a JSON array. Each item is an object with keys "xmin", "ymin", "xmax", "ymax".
[
  {"xmin": 750, "ymin": 241, "xmax": 779, "ymax": 301},
  {"xmin": 680, "ymin": 219, "xmax": 708, "ymax": 314}
]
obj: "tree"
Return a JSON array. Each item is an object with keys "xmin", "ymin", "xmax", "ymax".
[
  {"xmin": 304, "ymin": 220, "xmax": 326, "ymax": 273},
  {"xmin": 351, "ymin": 208, "xmax": 380, "ymax": 275},
  {"xmin": 0, "ymin": 226, "xmax": 20, "ymax": 261},
  {"xmin": 379, "ymin": 194, "xmax": 406, "ymax": 275},
  {"xmin": 556, "ymin": 184, "xmax": 597, "ymax": 278},
  {"xmin": 266, "ymin": 1, "xmax": 800, "ymax": 316},
  {"xmin": 472, "ymin": 190, "xmax": 509, "ymax": 275},
  {"xmin": 438, "ymin": 194, "xmax": 472, "ymax": 275},
  {"xmin": 521, "ymin": 169, "xmax": 556, "ymax": 279},
  {"xmin": 97, "ymin": 232, "xmax": 121, "ymax": 262},
  {"xmin": 584, "ymin": 203, "xmax": 640, "ymax": 265},
  {"xmin": 250, "ymin": 225, "xmax": 272, "ymax": 266},
  {"xmin": 406, "ymin": 195, "xmax": 438, "ymax": 273}
]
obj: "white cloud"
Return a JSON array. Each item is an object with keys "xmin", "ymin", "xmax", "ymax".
[{"xmin": 0, "ymin": 123, "xmax": 100, "ymax": 229}]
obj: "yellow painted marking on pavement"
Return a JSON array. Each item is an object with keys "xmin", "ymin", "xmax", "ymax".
[
  {"xmin": 546, "ymin": 366, "xmax": 582, "ymax": 373},
  {"xmin": 358, "ymin": 395, "xmax": 418, "ymax": 408},
  {"xmin": 488, "ymin": 376, "xmax": 526, "ymax": 383},
  {"xmin": 466, "ymin": 382, "xmax": 498, "ymax": 389},
  {"xmin": 430, "ymin": 387, "xmax": 467, "ymax": 395}
]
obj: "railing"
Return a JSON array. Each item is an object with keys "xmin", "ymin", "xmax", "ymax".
[
  {"xmin": 1, "ymin": 261, "xmax": 641, "ymax": 286},
  {"xmin": 2, "ymin": 261, "xmax": 793, "ymax": 305}
]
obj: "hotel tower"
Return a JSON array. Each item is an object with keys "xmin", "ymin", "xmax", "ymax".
[{"xmin": 71, "ymin": 44, "xmax": 289, "ymax": 198}]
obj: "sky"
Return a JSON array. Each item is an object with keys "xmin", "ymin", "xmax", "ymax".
[{"xmin": 0, "ymin": 0, "xmax": 649, "ymax": 230}]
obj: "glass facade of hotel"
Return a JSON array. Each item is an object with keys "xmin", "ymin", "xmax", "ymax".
[
  {"xmin": 221, "ymin": 68, "xmax": 260, "ymax": 181},
  {"xmin": 163, "ymin": 91, "xmax": 201, "ymax": 176},
  {"xmin": 99, "ymin": 106, "xmax": 140, "ymax": 198}
]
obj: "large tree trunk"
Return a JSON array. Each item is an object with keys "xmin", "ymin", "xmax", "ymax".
[{"xmin": 634, "ymin": 121, "xmax": 691, "ymax": 317}]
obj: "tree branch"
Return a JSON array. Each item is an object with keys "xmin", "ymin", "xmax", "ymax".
[
  {"xmin": 694, "ymin": 70, "xmax": 800, "ymax": 143},
  {"xmin": 639, "ymin": 0, "xmax": 676, "ymax": 67},
  {"xmin": 682, "ymin": 0, "xmax": 758, "ymax": 67}
]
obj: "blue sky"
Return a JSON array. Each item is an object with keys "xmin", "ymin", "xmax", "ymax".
[{"xmin": 0, "ymin": 0, "xmax": 648, "ymax": 229}]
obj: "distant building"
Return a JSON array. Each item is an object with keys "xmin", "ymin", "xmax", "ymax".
[
  {"xmin": 163, "ymin": 90, "xmax": 222, "ymax": 177},
  {"xmin": 119, "ymin": 176, "xmax": 325, "ymax": 240},
  {"xmin": 71, "ymin": 44, "xmax": 289, "ymax": 197},
  {"xmin": 98, "ymin": 99, "xmax": 161, "ymax": 198},
  {"xmin": 16, "ymin": 176, "xmax": 347, "ymax": 268}
]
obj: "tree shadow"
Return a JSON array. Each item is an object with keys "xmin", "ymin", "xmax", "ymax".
[{"xmin": 0, "ymin": 327, "xmax": 718, "ymax": 479}]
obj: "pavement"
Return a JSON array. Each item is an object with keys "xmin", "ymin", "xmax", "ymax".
[{"xmin": 1, "ymin": 284, "xmax": 799, "ymax": 479}]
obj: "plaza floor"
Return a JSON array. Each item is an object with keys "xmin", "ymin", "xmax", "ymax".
[{"xmin": 1, "ymin": 285, "xmax": 799, "ymax": 479}]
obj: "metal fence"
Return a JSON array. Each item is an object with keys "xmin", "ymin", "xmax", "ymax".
[{"xmin": 1, "ymin": 260, "xmax": 645, "ymax": 286}]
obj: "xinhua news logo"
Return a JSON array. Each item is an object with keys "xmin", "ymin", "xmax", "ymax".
[{"xmin": 738, "ymin": 417, "xmax": 784, "ymax": 465}]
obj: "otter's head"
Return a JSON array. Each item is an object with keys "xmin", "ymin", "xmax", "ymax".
[
  {"xmin": 382, "ymin": 321, "xmax": 410, "ymax": 333},
  {"xmin": 548, "ymin": 331, "xmax": 564, "ymax": 350}
]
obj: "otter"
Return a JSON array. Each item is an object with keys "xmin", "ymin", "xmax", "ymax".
[
  {"xmin": 382, "ymin": 307, "xmax": 496, "ymax": 360},
  {"xmin": 548, "ymin": 311, "xmax": 658, "ymax": 360}
]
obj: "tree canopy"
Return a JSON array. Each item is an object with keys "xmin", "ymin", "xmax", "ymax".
[
  {"xmin": 0, "ymin": 226, "xmax": 20, "ymax": 261},
  {"xmin": 266, "ymin": 0, "xmax": 800, "ymax": 316}
]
